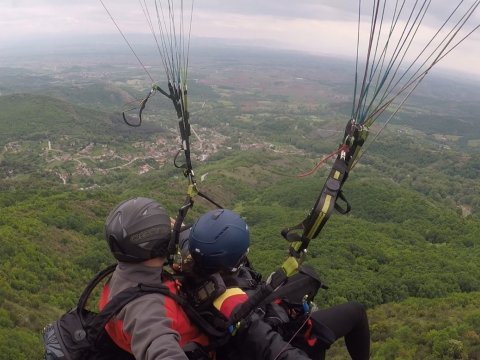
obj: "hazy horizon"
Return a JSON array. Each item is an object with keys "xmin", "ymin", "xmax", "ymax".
[
  {"xmin": 1, "ymin": 34, "xmax": 479, "ymax": 87},
  {"xmin": 1, "ymin": 1, "xmax": 479, "ymax": 78}
]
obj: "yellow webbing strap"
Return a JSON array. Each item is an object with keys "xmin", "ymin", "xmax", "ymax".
[
  {"xmin": 281, "ymin": 256, "xmax": 300, "ymax": 277},
  {"xmin": 302, "ymin": 157, "xmax": 347, "ymax": 242},
  {"xmin": 306, "ymin": 194, "xmax": 333, "ymax": 240}
]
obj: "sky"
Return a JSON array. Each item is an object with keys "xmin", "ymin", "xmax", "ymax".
[{"xmin": 1, "ymin": 0, "xmax": 479, "ymax": 77}]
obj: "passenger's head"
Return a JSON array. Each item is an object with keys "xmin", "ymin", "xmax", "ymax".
[
  {"xmin": 188, "ymin": 209, "xmax": 250, "ymax": 274},
  {"xmin": 105, "ymin": 197, "xmax": 171, "ymax": 263}
]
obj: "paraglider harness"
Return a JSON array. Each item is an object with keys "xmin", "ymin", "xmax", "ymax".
[
  {"xmin": 175, "ymin": 252, "xmax": 325, "ymax": 342},
  {"xmin": 42, "ymin": 260, "xmax": 323, "ymax": 360}
]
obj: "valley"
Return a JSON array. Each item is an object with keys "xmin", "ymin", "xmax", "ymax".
[{"xmin": 0, "ymin": 44, "xmax": 479, "ymax": 359}]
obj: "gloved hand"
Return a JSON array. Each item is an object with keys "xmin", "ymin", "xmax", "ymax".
[
  {"xmin": 183, "ymin": 341, "xmax": 213, "ymax": 360},
  {"xmin": 263, "ymin": 303, "xmax": 289, "ymax": 331}
]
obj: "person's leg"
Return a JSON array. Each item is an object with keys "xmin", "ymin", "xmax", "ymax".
[{"xmin": 310, "ymin": 302, "xmax": 370, "ymax": 360}]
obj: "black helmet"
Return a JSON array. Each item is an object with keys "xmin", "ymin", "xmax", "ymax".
[
  {"xmin": 189, "ymin": 209, "xmax": 250, "ymax": 274},
  {"xmin": 105, "ymin": 197, "xmax": 171, "ymax": 262}
]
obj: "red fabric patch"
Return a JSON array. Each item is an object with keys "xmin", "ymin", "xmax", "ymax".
[
  {"xmin": 163, "ymin": 280, "xmax": 209, "ymax": 347},
  {"xmin": 219, "ymin": 293, "xmax": 248, "ymax": 319},
  {"xmin": 303, "ymin": 319, "xmax": 317, "ymax": 347},
  {"xmin": 99, "ymin": 283, "xmax": 132, "ymax": 353}
]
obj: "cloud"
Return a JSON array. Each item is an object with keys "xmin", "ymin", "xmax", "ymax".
[
  {"xmin": 193, "ymin": 0, "xmax": 353, "ymax": 21},
  {"xmin": 0, "ymin": 2, "xmax": 105, "ymax": 40},
  {"xmin": 192, "ymin": 11, "xmax": 357, "ymax": 57},
  {"xmin": 0, "ymin": 0, "xmax": 478, "ymax": 76}
]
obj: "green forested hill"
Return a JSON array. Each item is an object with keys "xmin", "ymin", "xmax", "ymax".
[
  {"xmin": 0, "ymin": 94, "xmax": 112, "ymax": 144},
  {"xmin": 1, "ymin": 154, "xmax": 480, "ymax": 358},
  {"xmin": 0, "ymin": 93, "xmax": 170, "ymax": 146},
  {"xmin": 1, "ymin": 52, "xmax": 480, "ymax": 359},
  {"xmin": 329, "ymin": 292, "xmax": 480, "ymax": 359}
]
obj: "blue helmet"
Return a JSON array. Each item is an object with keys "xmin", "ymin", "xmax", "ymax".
[{"xmin": 189, "ymin": 209, "xmax": 250, "ymax": 274}]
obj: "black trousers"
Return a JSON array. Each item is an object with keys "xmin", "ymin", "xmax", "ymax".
[{"xmin": 292, "ymin": 301, "xmax": 370, "ymax": 360}]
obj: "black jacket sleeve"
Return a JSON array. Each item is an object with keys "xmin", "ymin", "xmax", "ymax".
[{"xmin": 231, "ymin": 313, "xmax": 311, "ymax": 360}]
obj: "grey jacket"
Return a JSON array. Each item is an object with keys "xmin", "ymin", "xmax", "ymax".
[{"xmin": 100, "ymin": 262, "xmax": 209, "ymax": 360}]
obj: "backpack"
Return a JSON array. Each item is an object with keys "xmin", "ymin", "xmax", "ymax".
[{"xmin": 42, "ymin": 264, "xmax": 184, "ymax": 360}]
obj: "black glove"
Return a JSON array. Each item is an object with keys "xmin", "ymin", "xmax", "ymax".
[
  {"xmin": 263, "ymin": 303, "xmax": 290, "ymax": 331},
  {"xmin": 183, "ymin": 342, "xmax": 212, "ymax": 360}
]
